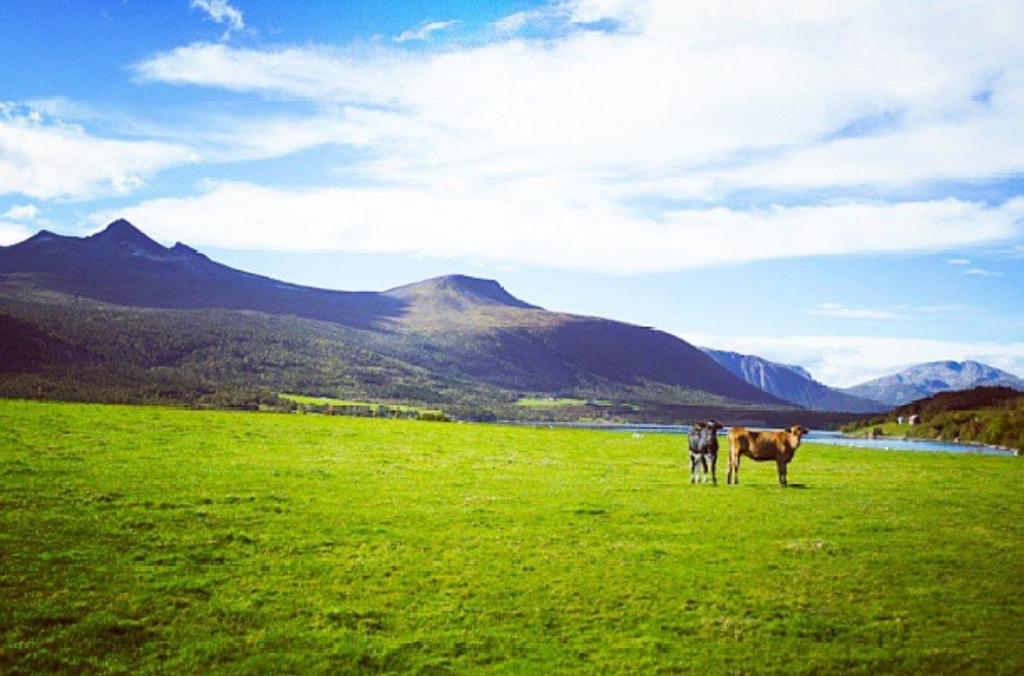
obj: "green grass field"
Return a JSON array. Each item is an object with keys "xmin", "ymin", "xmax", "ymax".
[
  {"xmin": 514, "ymin": 397, "xmax": 592, "ymax": 408},
  {"xmin": 2, "ymin": 400, "xmax": 1022, "ymax": 673},
  {"xmin": 279, "ymin": 394, "xmax": 446, "ymax": 420},
  {"xmin": 845, "ymin": 421, "xmax": 917, "ymax": 440},
  {"xmin": 280, "ymin": 393, "xmax": 393, "ymax": 407}
]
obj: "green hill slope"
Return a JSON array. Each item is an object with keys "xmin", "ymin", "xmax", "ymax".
[
  {"xmin": 844, "ymin": 386, "xmax": 1024, "ymax": 451},
  {"xmin": 0, "ymin": 220, "xmax": 796, "ymax": 421}
]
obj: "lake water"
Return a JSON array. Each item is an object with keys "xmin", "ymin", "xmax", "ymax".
[
  {"xmin": 804, "ymin": 431, "xmax": 1014, "ymax": 456},
  {"xmin": 505, "ymin": 422, "xmax": 1017, "ymax": 456}
]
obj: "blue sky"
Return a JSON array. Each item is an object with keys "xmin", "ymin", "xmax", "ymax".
[{"xmin": 1, "ymin": 0, "xmax": 1023, "ymax": 386}]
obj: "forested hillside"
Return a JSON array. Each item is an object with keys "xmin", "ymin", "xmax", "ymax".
[
  {"xmin": 843, "ymin": 386, "xmax": 1024, "ymax": 451},
  {"xmin": 0, "ymin": 220, "xmax": 812, "ymax": 423}
]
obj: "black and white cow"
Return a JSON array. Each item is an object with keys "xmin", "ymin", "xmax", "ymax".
[{"xmin": 688, "ymin": 420, "xmax": 724, "ymax": 484}]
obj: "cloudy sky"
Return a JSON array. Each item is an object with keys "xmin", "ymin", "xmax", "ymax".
[{"xmin": 2, "ymin": 0, "xmax": 1023, "ymax": 386}]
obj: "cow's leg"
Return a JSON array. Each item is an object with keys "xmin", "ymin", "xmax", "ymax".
[
  {"xmin": 776, "ymin": 458, "xmax": 787, "ymax": 487},
  {"xmin": 729, "ymin": 455, "xmax": 740, "ymax": 485},
  {"xmin": 709, "ymin": 452, "xmax": 717, "ymax": 485},
  {"xmin": 689, "ymin": 453, "xmax": 699, "ymax": 484},
  {"xmin": 700, "ymin": 454, "xmax": 709, "ymax": 483}
]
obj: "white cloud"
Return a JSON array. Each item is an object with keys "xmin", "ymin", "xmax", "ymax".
[
  {"xmin": 92, "ymin": 184, "xmax": 1024, "ymax": 273},
  {"xmin": 566, "ymin": 0, "xmax": 644, "ymax": 26},
  {"xmin": 964, "ymin": 267, "xmax": 1003, "ymax": 277},
  {"xmin": 190, "ymin": 0, "xmax": 244, "ymax": 37},
  {"xmin": 492, "ymin": 11, "xmax": 539, "ymax": 34},
  {"xmin": 684, "ymin": 332, "xmax": 1024, "ymax": 388},
  {"xmin": 810, "ymin": 303, "xmax": 901, "ymax": 320},
  {"xmin": 136, "ymin": 2, "xmax": 1024, "ymax": 183},
  {"xmin": 946, "ymin": 257, "xmax": 1008, "ymax": 278},
  {"xmin": 169, "ymin": 108, "xmax": 379, "ymax": 163},
  {"xmin": 807, "ymin": 302, "xmax": 983, "ymax": 322},
  {"xmin": 2, "ymin": 204, "xmax": 37, "ymax": 220},
  {"xmin": 491, "ymin": 1, "xmax": 635, "ymax": 35},
  {"xmin": 0, "ymin": 107, "xmax": 197, "ymax": 200},
  {"xmin": 652, "ymin": 68, "xmax": 1024, "ymax": 200},
  {"xmin": 129, "ymin": 2, "xmax": 1024, "ymax": 267},
  {"xmin": 105, "ymin": 0, "xmax": 1024, "ymax": 273},
  {"xmin": 0, "ymin": 221, "xmax": 32, "ymax": 246},
  {"xmin": 912, "ymin": 304, "xmax": 984, "ymax": 315},
  {"xmin": 395, "ymin": 21, "xmax": 458, "ymax": 43},
  {"xmin": 135, "ymin": 42, "xmax": 410, "ymax": 101}
]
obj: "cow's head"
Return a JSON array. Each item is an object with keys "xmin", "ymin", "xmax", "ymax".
[
  {"xmin": 707, "ymin": 419, "xmax": 724, "ymax": 432},
  {"xmin": 789, "ymin": 425, "xmax": 809, "ymax": 438}
]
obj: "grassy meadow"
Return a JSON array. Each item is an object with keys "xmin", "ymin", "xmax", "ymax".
[
  {"xmin": 847, "ymin": 421, "xmax": 918, "ymax": 440},
  {"xmin": 278, "ymin": 394, "xmax": 446, "ymax": 420},
  {"xmin": 514, "ymin": 397, "xmax": 593, "ymax": 408},
  {"xmin": 1, "ymin": 399, "xmax": 1023, "ymax": 673}
]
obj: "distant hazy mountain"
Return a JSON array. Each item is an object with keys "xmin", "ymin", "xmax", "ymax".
[
  {"xmin": 0, "ymin": 220, "xmax": 787, "ymax": 412},
  {"xmin": 843, "ymin": 360, "xmax": 1024, "ymax": 407},
  {"xmin": 702, "ymin": 348, "xmax": 884, "ymax": 413}
]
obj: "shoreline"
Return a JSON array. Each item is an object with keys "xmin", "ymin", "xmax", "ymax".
[{"xmin": 840, "ymin": 432, "xmax": 1020, "ymax": 456}]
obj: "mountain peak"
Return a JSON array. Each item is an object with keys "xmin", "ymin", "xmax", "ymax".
[
  {"xmin": 701, "ymin": 347, "xmax": 884, "ymax": 413},
  {"xmin": 844, "ymin": 359, "xmax": 1024, "ymax": 407},
  {"xmin": 386, "ymin": 274, "xmax": 538, "ymax": 309},
  {"xmin": 2, "ymin": 229, "xmax": 73, "ymax": 252},
  {"xmin": 22, "ymin": 229, "xmax": 65, "ymax": 244},
  {"xmin": 89, "ymin": 219, "xmax": 165, "ymax": 252}
]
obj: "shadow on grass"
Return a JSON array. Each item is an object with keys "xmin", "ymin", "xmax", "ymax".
[{"xmin": 724, "ymin": 482, "xmax": 811, "ymax": 490}]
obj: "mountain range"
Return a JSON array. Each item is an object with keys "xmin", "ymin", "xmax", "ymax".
[
  {"xmin": 4, "ymin": 220, "xmax": 1019, "ymax": 420},
  {"xmin": 841, "ymin": 361, "xmax": 1024, "ymax": 407},
  {"xmin": 701, "ymin": 350, "xmax": 1024, "ymax": 412},
  {"xmin": 0, "ymin": 220, "xmax": 798, "ymax": 421},
  {"xmin": 702, "ymin": 348, "xmax": 884, "ymax": 413}
]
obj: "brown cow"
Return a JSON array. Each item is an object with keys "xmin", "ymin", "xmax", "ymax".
[{"xmin": 727, "ymin": 425, "xmax": 809, "ymax": 487}]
